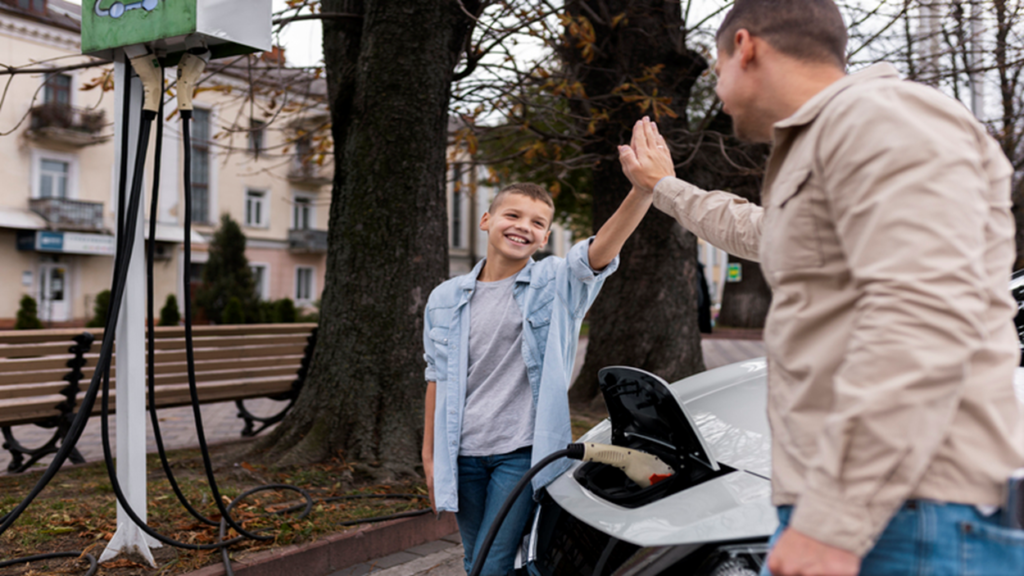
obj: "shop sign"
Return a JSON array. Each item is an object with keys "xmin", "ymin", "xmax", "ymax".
[{"xmin": 15, "ymin": 230, "xmax": 115, "ymax": 256}]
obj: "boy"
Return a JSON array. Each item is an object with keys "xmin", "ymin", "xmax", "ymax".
[{"xmin": 422, "ymin": 182, "xmax": 652, "ymax": 575}]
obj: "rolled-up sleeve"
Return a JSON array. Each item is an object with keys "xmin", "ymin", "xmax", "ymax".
[
  {"xmin": 788, "ymin": 89, "xmax": 991, "ymax": 556},
  {"xmin": 653, "ymin": 177, "xmax": 763, "ymax": 261},
  {"xmin": 423, "ymin": 305, "xmax": 438, "ymax": 382},
  {"xmin": 564, "ymin": 237, "xmax": 619, "ymax": 318}
]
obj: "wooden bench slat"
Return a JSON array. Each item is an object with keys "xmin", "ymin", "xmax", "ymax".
[
  {"xmin": 0, "ymin": 323, "xmax": 316, "ymax": 346},
  {"xmin": 0, "ymin": 395, "xmax": 64, "ymax": 426},
  {"xmin": 0, "ymin": 383, "xmax": 69, "ymax": 400},
  {"xmin": 149, "ymin": 333, "xmax": 309, "ymax": 351},
  {"xmin": 0, "ymin": 342, "xmax": 79, "ymax": 359},
  {"xmin": 83, "ymin": 377, "xmax": 295, "ymax": 414}
]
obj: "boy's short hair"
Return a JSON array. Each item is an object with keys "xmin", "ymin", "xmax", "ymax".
[
  {"xmin": 489, "ymin": 183, "xmax": 555, "ymax": 215},
  {"xmin": 716, "ymin": 0, "xmax": 847, "ymax": 68}
]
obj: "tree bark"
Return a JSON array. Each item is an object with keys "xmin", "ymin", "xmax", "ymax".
[
  {"xmin": 255, "ymin": 0, "xmax": 476, "ymax": 476},
  {"xmin": 565, "ymin": 0, "xmax": 707, "ymax": 406},
  {"xmin": 715, "ymin": 257, "xmax": 771, "ymax": 329}
]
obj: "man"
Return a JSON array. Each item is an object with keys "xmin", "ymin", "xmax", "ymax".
[{"xmin": 618, "ymin": 1, "xmax": 1024, "ymax": 574}]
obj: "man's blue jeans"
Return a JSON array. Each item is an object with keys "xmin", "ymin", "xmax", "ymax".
[
  {"xmin": 457, "ymin": 447, "xmax": 535, "ymax": 576},
  {"xmin": 760, "ymin": 501, "xmax": 1024, "ymax": 575}
]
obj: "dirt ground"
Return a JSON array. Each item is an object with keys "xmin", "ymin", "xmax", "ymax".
[{"xmin": 0, "ymin": 440, "xmax": 430, "ymax": 576}]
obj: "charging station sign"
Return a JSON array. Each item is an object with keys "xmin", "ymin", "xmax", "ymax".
[
  {"xmin": 81, "ymin": 0, "xmax": 272, "ymax": 62},
  {"xmin": 82, "ymin": 0, "xmax": 196, "ymax": 57}
]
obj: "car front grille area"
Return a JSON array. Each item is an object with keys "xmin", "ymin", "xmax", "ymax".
[{"xmin": 529, "ymin": 497, "xmax": 770, "ymax": 576}]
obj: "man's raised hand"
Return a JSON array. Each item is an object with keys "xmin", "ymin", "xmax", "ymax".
[{"xmin": 618, "ymin": 116, "xmax": 676, "ymax": 194}]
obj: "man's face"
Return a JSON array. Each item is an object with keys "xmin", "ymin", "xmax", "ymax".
[
  {"xmin": 714, "ymin": 36, "xmax": 770, "ymax": 143},
  {"xmin": 480, "ymin": 193, "xmax": 552, "ymax": 263}
]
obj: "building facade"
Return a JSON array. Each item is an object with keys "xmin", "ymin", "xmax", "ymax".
[
  {"xmin": 0, "ymin": 0, "xmax": 332, "ymax": 327},
  {"xmin": 0, "ymin": 1, "xmax": 572, "ymax": 327}
]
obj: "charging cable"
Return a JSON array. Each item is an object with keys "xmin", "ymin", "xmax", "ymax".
[{"xmin": 467, "ymin": 443, "xmax": 675, "ymax": 576}]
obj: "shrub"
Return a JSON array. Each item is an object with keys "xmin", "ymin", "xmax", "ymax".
[
  {"xmin": 159, "ymin": 294, "xmax": 181, "ymax": 326},
  {"xmin": 195, "ymin": 214, "xmax": 258, "ymax": 323},
  {"xmin": 15, "ymin": 295, "xmax": 43, "ymax": 330},
  {"xmin": 86, "ymin": 290, "xmax": 111, "ymax": 328},
  {"xmin": 273, "ymin": 298, "xmax": 296, "ymax": 323},
  {"xmin": 222, "ymin": 296, "xmax": 246, "ymax": 324}
]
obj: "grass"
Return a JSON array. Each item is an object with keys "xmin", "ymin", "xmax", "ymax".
[{"xmin": 0, "ymin": 442, "xmax": 429, "ymax": 575}]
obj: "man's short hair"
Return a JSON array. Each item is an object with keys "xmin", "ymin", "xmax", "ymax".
[
  {"xmin": 489, "ymin": 183, "xmax": 555, "ymax": 215},
  {"xmin": 717, "ymin": 0, "xmax": 848, "ymax": 68}
]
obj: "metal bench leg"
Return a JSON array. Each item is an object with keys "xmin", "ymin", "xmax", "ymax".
[
  {"xmin": 236, "ymin": 398, "xmax": 298, "ymax": 437},
  {"xmin": 2, "ymin": 425, "xmax": 66, "ymax": 474}
]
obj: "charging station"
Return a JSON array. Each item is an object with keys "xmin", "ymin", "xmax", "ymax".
[{"xmin": 79, "ymin": 0, "xmax": 271, "ymax": 565}]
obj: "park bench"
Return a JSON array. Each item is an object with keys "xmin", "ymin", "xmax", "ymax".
[{"xmin": 0, "ymin": 323, "xmax": 318, "ymax": 473}]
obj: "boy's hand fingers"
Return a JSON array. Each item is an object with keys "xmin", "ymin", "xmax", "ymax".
[
  {"xmin": 642, "ymin": 116, "xmax": 658, "ymax": 152},
  {"xmin": 634, "ymin": 119, "xmax": 649, "ymax": 155},
  {"xmin": 618, "ymin": 145, "xmax": 639, "ymax": 173}
]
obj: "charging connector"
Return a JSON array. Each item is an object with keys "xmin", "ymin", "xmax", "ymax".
[
  {"xmin": 177, "ymin": 51, "xmax": 210, "ymax": 114},
  {"xmin": 128, "ymin": 52, "xmax": 163, "ymax": 114},
  {"xmin": 571, "ymin": 442, "xmax": 675, "ymax": 488}
]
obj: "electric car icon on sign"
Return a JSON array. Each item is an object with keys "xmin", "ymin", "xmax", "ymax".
[
  {"xmin": 526, "ymin": 273, "xmax": 1024, "ymax": 576},
  {"xmin": 95, "ymin": 0, "xmax": 160, "ymax": 19}
]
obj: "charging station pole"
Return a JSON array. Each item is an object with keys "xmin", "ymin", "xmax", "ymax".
[
  {"xmin": 99, "ymin": 54, "xmax": 161, "ymax": 567},
  {"xmin": 79, "ymin": 0, "xmax": 272, "ymax": 565}
]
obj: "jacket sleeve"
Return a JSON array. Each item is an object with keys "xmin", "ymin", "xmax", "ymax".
[
  {"xmin": 423, "ymin": 301, "xmax": 438, "ymax": 383},
  {"xmin": 562, "ymin": 237, "xmax": 619, "ymax": 318},
  {"xmin": 652, "ymin": 177, "xmax": 763, "ymax": 261},
  {"xmin": 788, "ymin": 87, "xmax": 994, "ymax": 556}
]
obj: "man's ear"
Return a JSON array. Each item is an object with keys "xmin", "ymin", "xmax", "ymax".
[
  {"xmin": 480, "ymin": 212, "xmax": 491, "ymax": 231},
  {"xmin": 734, "ymin": 29, "xmax": 756, "ymax": 69}
]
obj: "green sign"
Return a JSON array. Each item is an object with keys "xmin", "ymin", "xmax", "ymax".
[
  {"xmin": 82, "ymin": 0, "xmax": 197, "ymax": 56},
  {"xmin": 726, "ymin": 263, "xmax": 742, "ymax": 283}
]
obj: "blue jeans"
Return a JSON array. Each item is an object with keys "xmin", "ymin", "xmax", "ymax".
[
  {"xmin": 760, "ymin": 501, "xmax": 1024, "ymax": 575},
  {"xmin": 457, "ymin": 447, "xmax": 535, "ymax": 576}
]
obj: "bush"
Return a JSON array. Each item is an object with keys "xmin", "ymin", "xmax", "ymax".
[
  {"xmin": 159, "ymin": 294, "xmax": 181, "ymax": 326},
  {"xmin": 222, "ymin": 296, "xmax": 246, "ymax": 324},
  {"xmin": 273, "ymin": 298, "xmax": 296, "ymax": 323},
  {"xmin": 195, "ymin": 214, "xmax": 258, "ymax": 324},
  {"xmin": 86, "ymin": 290, "xmax": 111, "ymax": 328},
  {"xmin": 15, "ymin": 295, "xmax": 43, "ymax": 330}
]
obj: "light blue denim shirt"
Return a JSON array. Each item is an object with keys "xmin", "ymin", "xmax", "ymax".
[{"xmin": 423, "ymin": 238, "xmax": 618, "ymax": 512}]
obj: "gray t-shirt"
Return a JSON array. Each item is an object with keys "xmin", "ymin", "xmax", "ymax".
[{"xmin": 458, "ymin": 273, "xmax": 535, "ymax": 456}]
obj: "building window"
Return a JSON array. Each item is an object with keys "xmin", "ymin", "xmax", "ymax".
[
  {"xmin": 292, "ymin": 193, "xmax": 314, "ymax": 230},
  {"xmin": 43, "ymin": 73, "xmax": 70, "ymax": 106},
  {"xmin": 249, "ymin": 119, "xmax": 265, "ymax": 156},
  {"xmin": 39, "ymin": 159, "xmax": 69, "ymax": 198},
  {"xmin": 250, "ymin": 263, "xmax": 269, "ymax": 300},
  {"xmin": 16, "ymin": 0, "xmax": 46, "ymax": 15},
  {"xmin": 295, "ymin": 266, "xmax": 314, "ymax": 303},
  {"xmin": 451, "ymin": 163, "xmax": 463, "ymax": 248},
  {"xmin": 190, "ymin": 108, "xmax": 211, "ymax": 224},
  {"xmin": 245, "ymin": 189, "xmax": 267, "ymax": 227}
]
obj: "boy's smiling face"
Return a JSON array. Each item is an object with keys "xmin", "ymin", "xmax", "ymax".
[{"xmin": 480, "ymin": 192, "xmax": 553, "ymax": 264}]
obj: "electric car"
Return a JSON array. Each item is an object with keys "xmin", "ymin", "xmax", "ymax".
[{"xmin": 526, "ymin": 271, "xmax": 1024, "ymax": 576}]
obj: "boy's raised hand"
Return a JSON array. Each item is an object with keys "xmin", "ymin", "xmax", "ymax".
[{"xmin": 618, "ymin": 117, "xmax": 676, "ymax": 194}]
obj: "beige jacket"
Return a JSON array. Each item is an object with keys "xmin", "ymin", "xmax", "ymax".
[{"xmin": 654, "ymin": 63, "xmax": 1024, "ymax": 556}]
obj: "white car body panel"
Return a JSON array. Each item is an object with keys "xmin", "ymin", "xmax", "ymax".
[{"xmin": 546, "ymin": 359, "xmax": 778, "ymax": 548}]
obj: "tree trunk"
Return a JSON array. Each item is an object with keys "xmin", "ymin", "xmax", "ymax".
[
  {"xmin": 566, "ymin": 0, "xmax": 707, "ymax": 406},
  {"xmin": 255, "ymin": 0, "xmax": 475, "ymax": 477},
  {"xmin": 716, "ymin": 257, "xmax": 771, "ymax": 329}
]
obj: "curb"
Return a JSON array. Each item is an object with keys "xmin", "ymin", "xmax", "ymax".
[{"xmin": 183, "ymin": 512, "xmax": 459, "ymax": 576}]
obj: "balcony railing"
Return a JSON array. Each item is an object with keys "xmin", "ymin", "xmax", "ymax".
[
  {"xmin": 288, "ymin": 228, "xmax": 328, "ymax": 253},
  {"xmin": 287, "ymin": 159, "xmax": 332, "ymax": 186},
  {"xmin": 29, "ymin": 197, "xmax": 105, "ymax": 232},
  {"xmin": 28, "ymin": 103, "xmax": 109, "ymax": 147}
]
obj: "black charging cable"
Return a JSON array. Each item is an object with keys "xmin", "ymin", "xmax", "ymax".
[{"xmin": 467, "ymin": 445, "xmax": 583, "ymax": 576}]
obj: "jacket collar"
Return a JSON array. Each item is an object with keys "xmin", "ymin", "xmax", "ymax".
[
  {"xmin": 458, "ymin": 257, "xmax": 535, "ymax": 292},
  {"xmin": 774, "ymin": 63, "xmax": 900, "ymax": 130}
]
